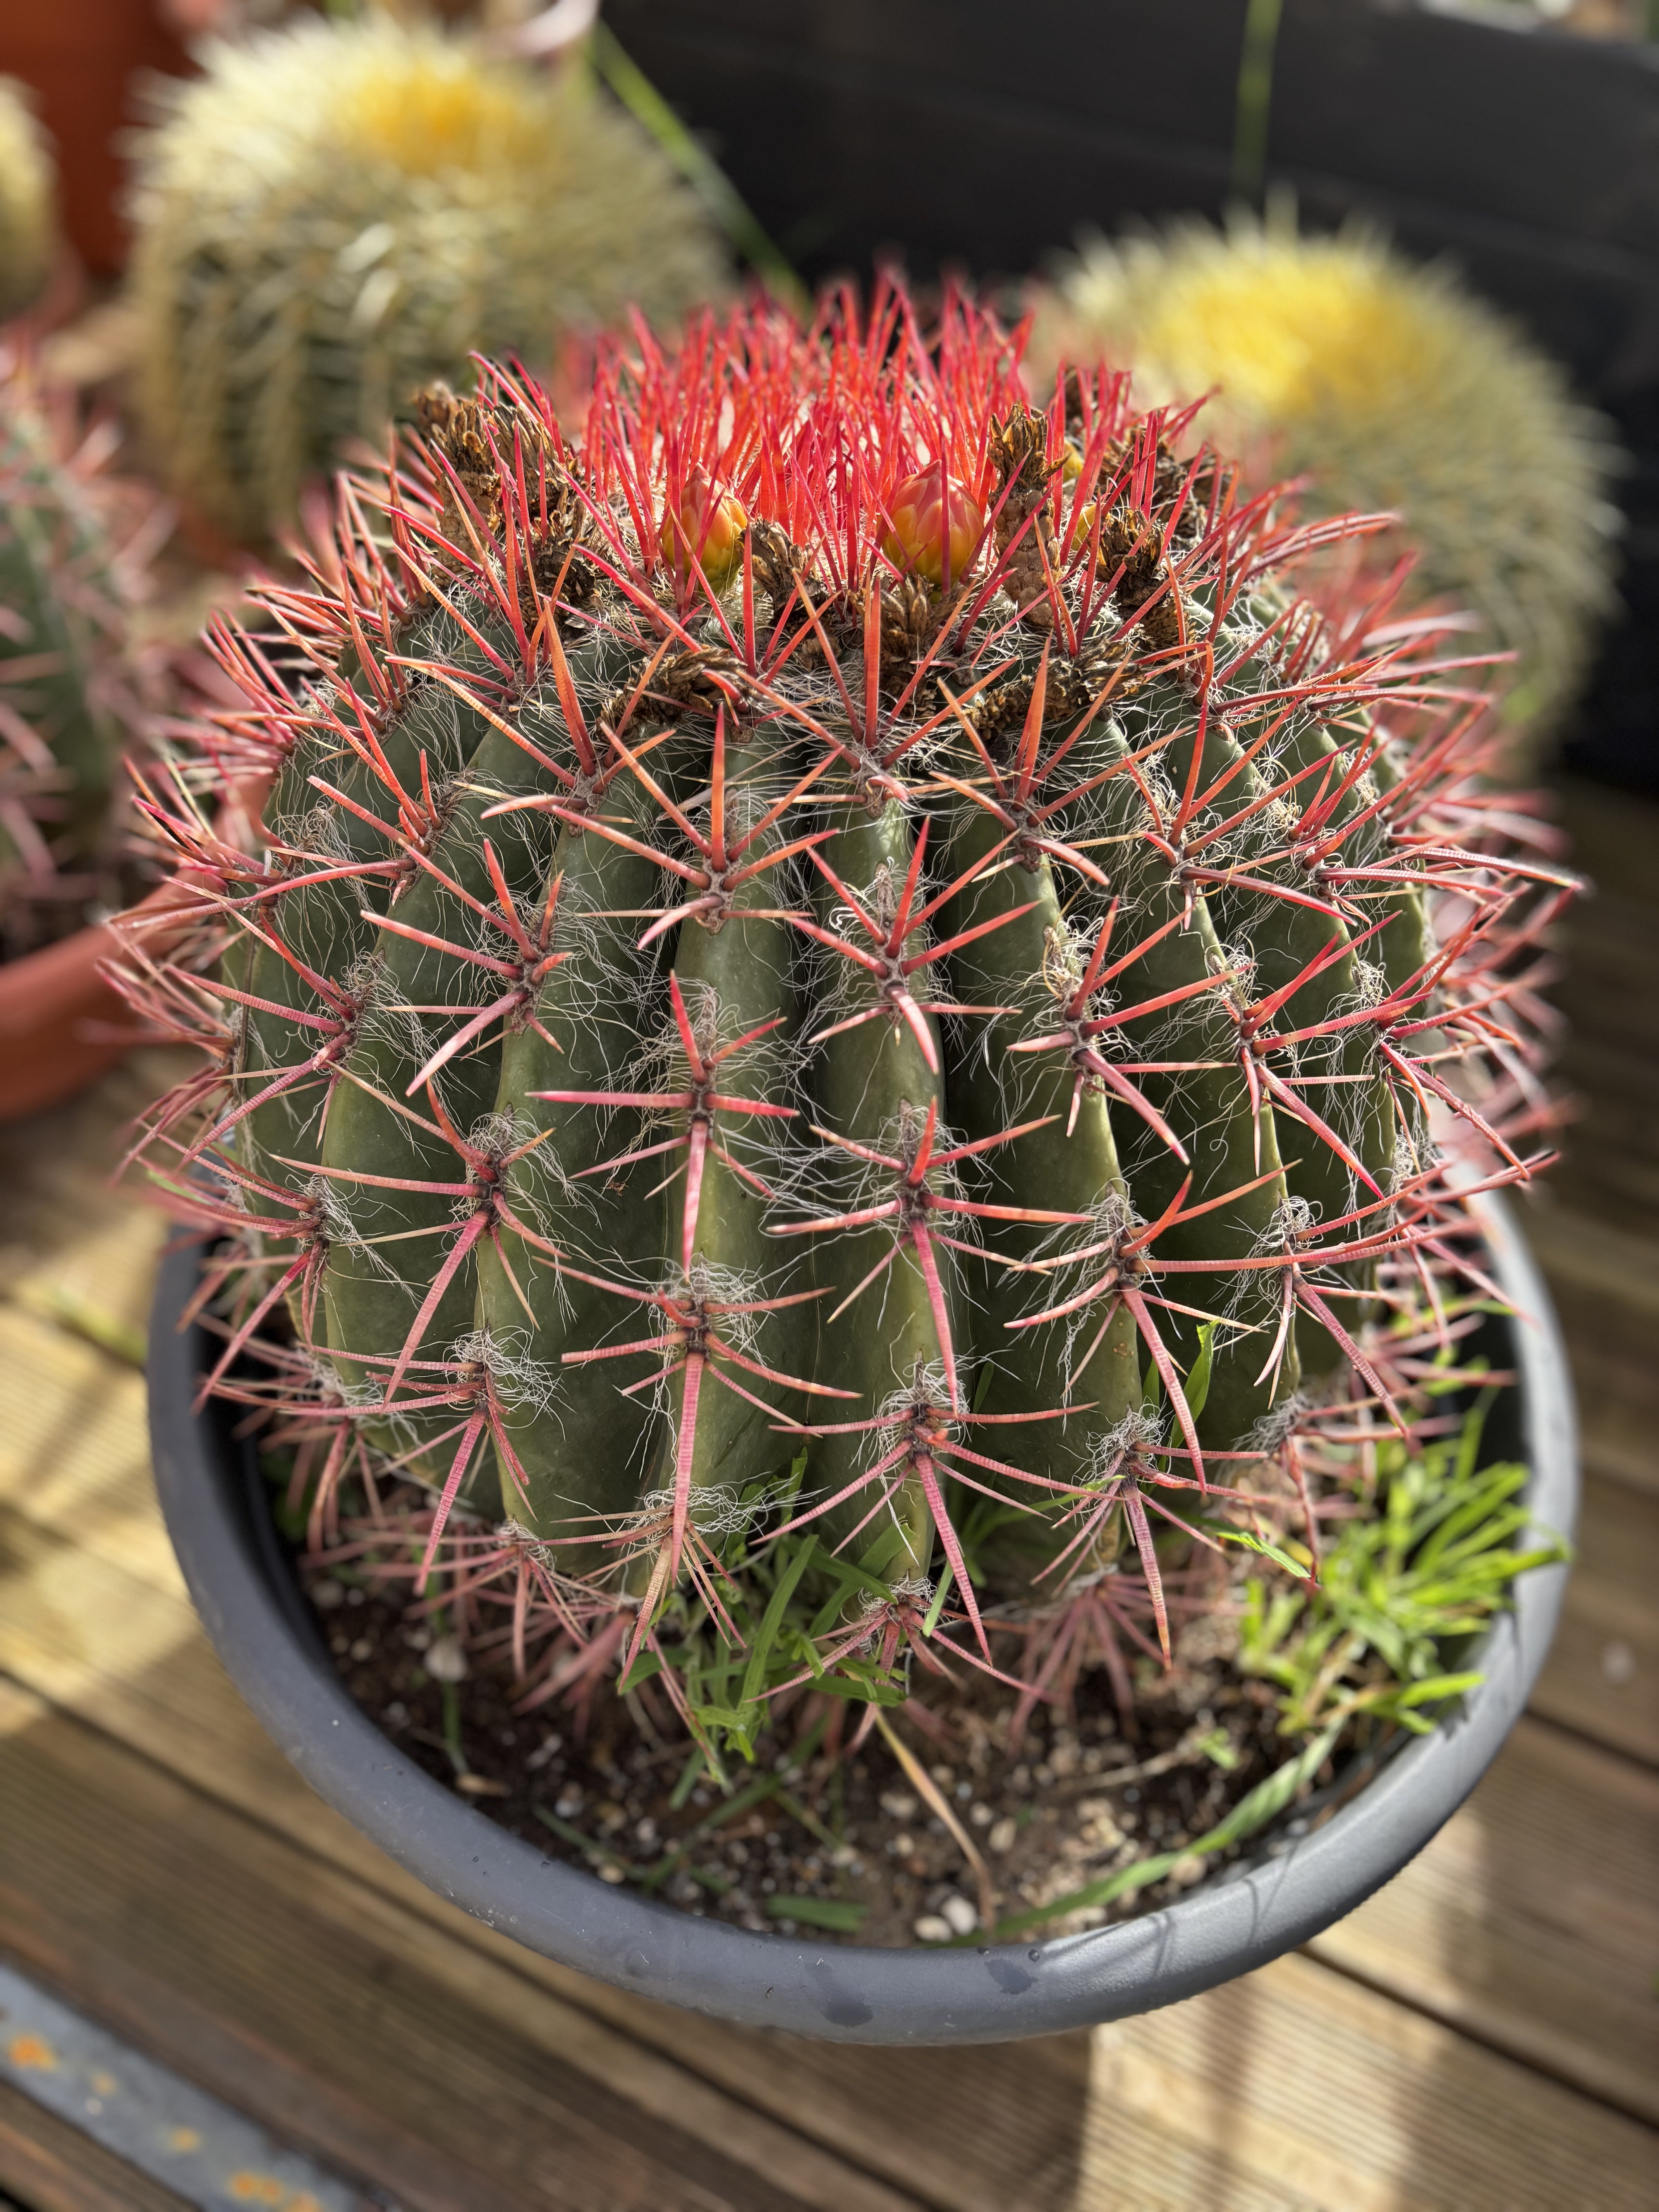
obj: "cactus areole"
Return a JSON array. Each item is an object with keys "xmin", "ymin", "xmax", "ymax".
[{"xmin": 137, "ymin": 286, "xmax": 1568, "ymax": 1794}]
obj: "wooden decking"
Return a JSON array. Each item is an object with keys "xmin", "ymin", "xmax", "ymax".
[{"xmin": 0, "ymin": 775, "xmax": 1654, "ymax": 2212}]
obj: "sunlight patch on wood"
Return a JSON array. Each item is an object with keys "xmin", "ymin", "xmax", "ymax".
[{"xmin": 0, "ymin": 1305, "xmax": 184, "ymax": 1596}]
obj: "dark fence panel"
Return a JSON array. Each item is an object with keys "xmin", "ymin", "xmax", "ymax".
[{"xmin": 602, "ymin": 1, "xmax": 1250, "ymax": 276}]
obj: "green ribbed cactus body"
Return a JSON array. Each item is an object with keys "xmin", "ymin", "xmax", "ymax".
[{"xmin": 232, "ymin": 566, "xmax": 1319, "ymax": 1572}]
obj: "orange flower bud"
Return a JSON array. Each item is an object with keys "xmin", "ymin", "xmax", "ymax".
[
  {"xmin": 882, "ymin": 462, "xmax": 982, "ymax": 590},
  {"xmin": 665, "ymin": 465, "xmax": 747, "ymax": 593}
]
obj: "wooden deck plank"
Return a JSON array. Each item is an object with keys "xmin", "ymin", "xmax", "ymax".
[
  {"xmin": 2, "ymin": 1171, "xmax": 1656, "ymax": 2201},
  {"xmin": 0, "ymin": 1304, "xmax": 185, "ymax": 1602},
  {"xmin": 6, "ymin": 1456, "xmax": 1657, "ymax": 2114},
  {"xmin": 1524, "ymin": 1204, "xmax": 1659, "ymax": 1499},
  {"xmin": 0, "ymin": 1678, "xmax": 921, "ymax": 2212},
  {"xmin": 1532, "ymin": 1472, "xmax": 1659, "ymax": 1764},
  {"xmin": 0, "ymin": 1051, "xmax": 178, "ymax": 1346},
  {"xmin": 3, "ymin": 1678, "xmax": 1655, "ymax": 2212},
  {"xmin": 4, "ymin": 1492, "xmax": 1657, "ymax": 2203},
  {"xmin": 1550, "ymin": 777, "xmax": 1659, "ymax": 1249},
  {"xmin": 0, "ymin": 2079, "xmax": 194, "ymax": 2212},
  {"xmin": 1306, "ymin": 1715, "xmax": 1659, "ymax": 2123}
]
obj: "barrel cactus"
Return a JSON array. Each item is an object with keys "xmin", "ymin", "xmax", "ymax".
[
  {"xmin": 1, "ymin": 356, "xmax": 158, "ymax": 958},
  {"xmin": 137, "ymin": 285, "xmax": 1564, "ymax": 1765},
  {"xmin": 0, "ymin": 75, "xmax": 55, "ymax": 326},
  {"xmin": 1035, "ymin": 209, "xmax": 1619, "ymax": 765},
  {"xmin": 127, "ymin": 15, "xmax": 727, "ymax": 541}
]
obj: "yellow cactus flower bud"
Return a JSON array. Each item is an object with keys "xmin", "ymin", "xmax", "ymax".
[
  {"xmin": 666, "ymin": 465, "xmax": 747, "ymax": 593},
  {"xmin": 882, "ymin": 462, "xmax": 982, "ymax": 590}
]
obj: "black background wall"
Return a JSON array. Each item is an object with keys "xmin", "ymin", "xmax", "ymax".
[{"xmin": 605, "ymin": 0, "xmax": 1659, "ymax": 789}]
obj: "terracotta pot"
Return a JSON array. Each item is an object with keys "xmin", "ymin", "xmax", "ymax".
[
  {"xmin": 0, "ymin": 0, "xmax": 193, "ymax": 277},
  {"xmin": 0, "ymin": 920, "xmax": 130, "ymax": 1122},
  {"xmin": 0, "ymin": 878, "xmax": 200, "ymax": 1124}
]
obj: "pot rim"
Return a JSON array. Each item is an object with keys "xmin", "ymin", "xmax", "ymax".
[{"xmin": 147, "ymin": 1189, "xmax": 1577, "ymax": 2045}]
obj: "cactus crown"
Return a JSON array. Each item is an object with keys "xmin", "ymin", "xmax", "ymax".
[{"xmin": 137, "ymin": 284, "xmax": 1565, "ymax": 1767}]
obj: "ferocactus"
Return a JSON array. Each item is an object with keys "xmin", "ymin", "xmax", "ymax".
[{"xmin": 132, "ymin": 285, "xmax": 1567, "ymax": 1767}]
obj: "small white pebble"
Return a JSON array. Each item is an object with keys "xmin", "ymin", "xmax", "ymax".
[
  {"xmin": 309, "ymin": 1581, "xmax": 345, "ymax": 1611},
  {"xmin": 969, "ymin": 1802, "xmax": 993, "ymax": 1827},
  {"xmin": 988, "ymin": 1817, "xmax": 1018, "ymax": 1855},
  {"xmin": 349, "ymin": 1637, "xmax": 373, "ymax": 1663},
  {"xmin": 1602, "ymin": 1640, "xmax": 1637, "ymax": 1686},
  {"xmin": 890, "ymin": 1832, "xmax": 915, "ymax": 1857},
  {"xmin": 596, "ymin": 1862, "xmax": 626, "ymax": 1884},
  {"xmin": 879, "ymin": 1789, "xmax": 918, "ymax": 1820},
  {"xmin": 1169, "ymin": 1854, "xmax": 1207, "ymax": 1889},
  {"xmin": 422, "ymin": 1635, "xmax": 469, "ymax": 1683},
  {"xmin": 913, "ymin": 1914, "xmax": 953, "ymax": 1944},
  {"xmin": 554, "ymin": 1791, "xmax": 582, "ymax": 1818},
  {"xmin": 940, "ymin": 1893, "xmax": 977, "ymax": 1936},
  {"xmin": 635, "ymin": 1817, "xmax": 658, "ymax": 1848}
]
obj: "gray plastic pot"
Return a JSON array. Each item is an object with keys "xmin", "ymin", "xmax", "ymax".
[{"xmin": 147, "ymin": 1190, "xmax": 1576, "ymax": 2046}]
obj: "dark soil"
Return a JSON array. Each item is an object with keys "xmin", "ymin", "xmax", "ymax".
[{"xmin": 306, "ymin": 1570, "xmax": 1345, "ymax": 1947}]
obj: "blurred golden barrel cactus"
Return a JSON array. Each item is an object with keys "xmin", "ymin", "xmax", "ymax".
[
  {"xmin": 1037, "ymin": 210, "xmax": 1620, "ymax": 759},
  {"xmin": 127, "ymin": 17, "xmax": 728, "ymax": 539},
  {"xmin": 0, "ymin": 77, "xmax": 56, "ymax": 325}
]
